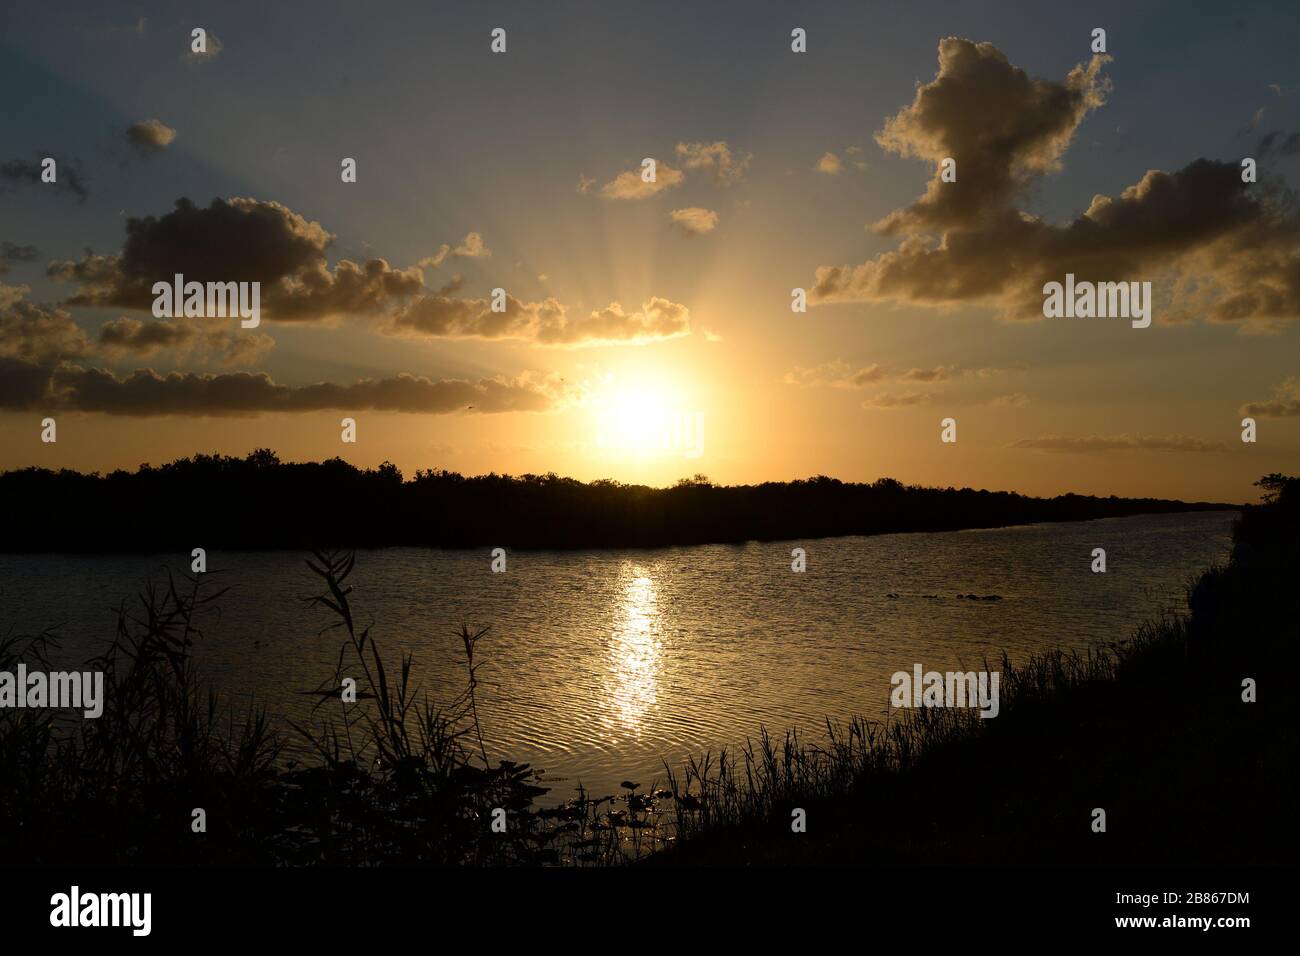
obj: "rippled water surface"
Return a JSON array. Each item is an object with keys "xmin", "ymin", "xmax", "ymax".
[{"xmin": 0, "ymin": 510, "xmax": 1235, "ymax": 797}]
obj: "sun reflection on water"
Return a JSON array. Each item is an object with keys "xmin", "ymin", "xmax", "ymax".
[{"xmin": 603, "ymin": 569, "xmax": 662, "ymax": 736}]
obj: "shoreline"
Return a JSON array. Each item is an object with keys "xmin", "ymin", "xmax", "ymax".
[
  {"xmin": 645, "ymin": 486, "xmax": 1297, "ymax": 866},
  {"xmin": 0, "ymin": 452, "xmax": 1238, "ymax": 553}
]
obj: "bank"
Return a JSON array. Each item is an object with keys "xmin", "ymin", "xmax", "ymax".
[{"xmin": 646, "ymin": 476, "xmax": 1298, "ymax": 866}]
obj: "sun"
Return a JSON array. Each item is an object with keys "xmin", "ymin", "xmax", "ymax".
[{"xmin": 594, "ymin": 381, "xmax": 679, "ymax": 459}]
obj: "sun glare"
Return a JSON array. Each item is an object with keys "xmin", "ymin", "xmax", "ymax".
[{"xmin": 595, "ymin": 382, "xmax": 680, "ymax": 459}]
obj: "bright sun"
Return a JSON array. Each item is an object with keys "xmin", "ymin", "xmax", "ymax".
[{"xmin": 595, "ymin": 382, "xmax": 678, "ymax": 459}]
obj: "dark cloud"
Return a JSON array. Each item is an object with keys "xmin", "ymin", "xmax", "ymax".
[
  {"xmin": 0, "ymin": 284, "xmax": 89, "ymax": 364},
  {"xmin": 388, "ymin": 291, "xmax": 555, "ymax": 340},
  {"xmin": 873, "ymin": 38, "xmax": 1110, "ymax": 234},
  {"xmin": 818, "ymin": 159, "xmax": 1300, "ymax": 322},
  {"xmin": 388, "ymin": 294, "xmax": 691, "ymax": 346},
  {"xmin": 1, "ymin": 242, "xmax": 39, "ymax": 262},
  {"xmin": 98, "ymin": 316, "xmax": 194, "ymax": 353},
  {"xmin": 48, "ymin": 197, "xmax": 423, "ymax": 320},
  {"xmin": 0, "ymin": 357, "xmax": 56, "ymax": 408},
  {"xmin": 98, "ymin": 316, "xmax": 274, "ymax": 367},
  {"xmin": 271, "ymin": 256, "xmax": 425, "ymax": 321},
  {"xmin": 0, "ymin": 242, "xmax": 40, "ymax": 275},
  {"xmin": 0, "ymin": 157, "xmax": 88, "ymax": 201},
  {"xmin": 46, "ymin": 196, "xmax": 689, "ymax": 344},
  {"xmin": 2, "ymin": 282, "xmax": 268, "ymax": 371},
  {"xmin": 811, "ymin": 39, "xmax": 1300, "ymax": 329},
  {"xmin": 0, "ymin": 358, "xmax": 572, "ymax": 417}
]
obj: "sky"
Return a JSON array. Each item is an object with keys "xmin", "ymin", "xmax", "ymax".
[{"xmin": 1, "ymin": 0, "xmax": 1298, "ymax": 502}]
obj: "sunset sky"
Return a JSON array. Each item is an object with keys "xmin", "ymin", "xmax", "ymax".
[{"xmin": 2, "ymin": 0, "xmax": 1298, "ymax": 502}]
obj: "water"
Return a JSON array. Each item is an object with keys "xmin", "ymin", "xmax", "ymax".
[{"xmin": 0, "ymin": 510, "xmax": 1235, "ymax": 798}]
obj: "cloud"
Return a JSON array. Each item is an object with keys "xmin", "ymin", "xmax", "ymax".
[
  {"xmin": 872, "ymin": 38, "xmax": 1110, "ymax": 234},
  {"xmin": 416, "ymin": 232, "xmax": 492, "ymax": 269},
  {"xmin": 784, "ymin": 359, "xmax": 1003, "ymax": 388},
  {"xmin": 0, "ymin": 282, "xmax": 267, "ymax": 369},
  {"xmin": 1240, "ymin": 377, "xmax": 1300, "ymax": 417},
  {"xmin": 1, "ymin": 242, "xmax": 39, "ymax": 261},
  {"xmin": 816, "ymin": 152, "xmax": 843, "ymax": 175},
  {"xmin": 985, "ymin": 392, "xmax": 1031, "ymax": 407},
  {"xmin": 271, "ymin": 257, "xmax": 427, "ymax": 320},
  {"xmin": 98, "ymin": 316, "xmax": 274, "ymax": 367},
  {"xmin": 862, "ymin": 391, "xmax": 936, "ymax": 408},
  {"xmin": 0, "ymin": 157, "xmax": 88, "ymax": 201},
  {"xmin": 783, "ymin": 360, "xmax": 887, "ymax": 388},
  {"xmin": 0, "ymin": 357, "xmax": 55, "ymax": 409},
  {"xmin": 48, "ymin": 197, "xmax": 424, "ymax": 321},
  {"xmin": 0, "ymin": 283, "xmax": 90, "ymax": 364},
  {"xmin": 674, "ymin": 141, "xmax": 751, "ymax": 185},
  {"xmin": 576, "ymin": 173, "xmax": 596, "ymax": 194},
  {"xmin": 810, "ymin": 39, "xmax": 1300, "ymax": 330},
  {"xmin": 899, "ymin": 365, "xmax": 956, "ymax": 383},
  {"xmin": 388, "ymin": 293, "xmax": 690, "ymax": 346},
  {"xmin": 387, "ymin": 292, "xmax": 560, "ymax": 341},
  {"xmin": 599, "ymin": 163, "xmax": 684, "ymax": 200},
  {"xmin": 0, "ymin": 242, "xmax": 40, "ymax": 276},
  {"xmin": 44, "ymin": 196, "xmax": 690, "ymax": 349},
  {"xmin": 0, "ymin": 357, "xmax": 572, "ymax": 417},
  {"xmin": 49, "ymin": 197, "xmax": 331, "ymax": 305},
  {"xmin": 1009, "ymin": 434, "xmax": 1224, "ymax": 453},
  {"xmin": 669, "ymin": 207, "xmax": 719, "ymax": 237},
  {"xmin": 97, "ymin": 316, "xmax": 192, "ymax": 354},
  {"xmin": 126, "ymin": 119, "xmax": 177, "ymax": 153},
  {"xmin": 451, "ymin": 232, "xmax": 490, "ymax": 258},
  {"xmin": 554, "ymin": 298, "xmax": 690, "ymax": 345}
]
